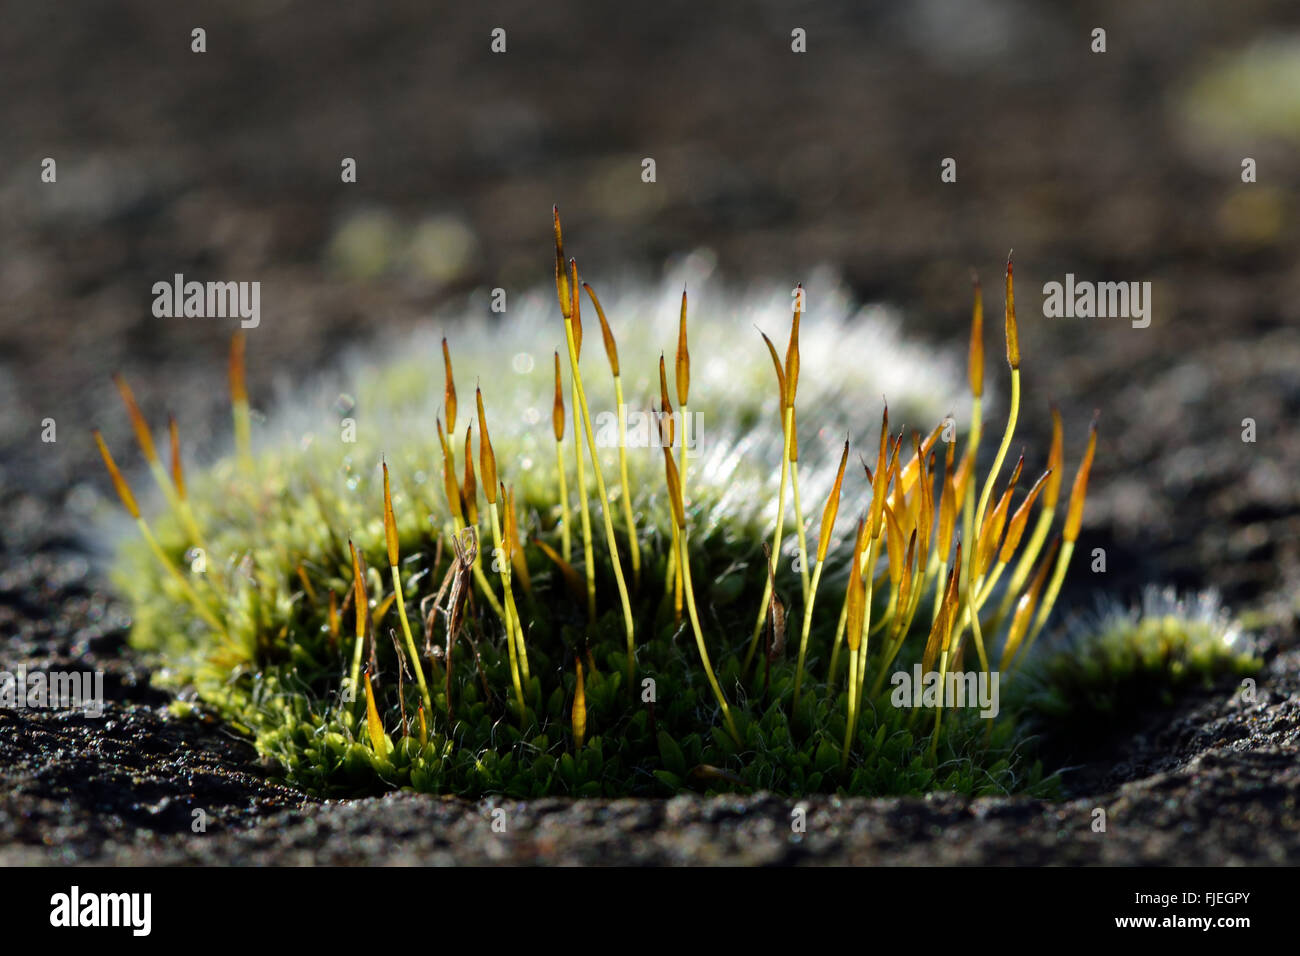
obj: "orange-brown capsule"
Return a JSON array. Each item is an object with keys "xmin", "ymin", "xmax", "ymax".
[
  {"xmin": 583, "ymin": 282, "xmax": 620, "ymax": 376},
  {"xmin": 382, "ymin": 460, "xmax": 400, "ymax": 567},
  {"xmin": 845, "ymin": 517, "xmax": 868, "ymax": 652},
  {"xmin": 93, "ymin": 430, "xmax": 140, "ymax": 519},
  {"xmin": 916, "ymin": 448, "xmax": 936, "ymax": 559},
  {"xmin": 534, "ymin": 536, "xmax": 585, "ymax": 603},
  {"xmin": 883, "ymin": 502, "xmax": 905, "ymax": 590},
  {"xmin": 1000, "ymin": 467, "xmax": 1053, "ymax": 563},
  {"xmin": 868, "ymin": 407, "xmax": 889, "ymax": 537},
  {"xmin": 816, "ymin": 438, "xmax": 850, "ymax": 563},
  {"xmin": 978, "ymin": 455, "xmax": 1023, "ymax": 576},
  {"xmin": 1043, "ymin": 404, "xmax": 1064, "ymax": 510},
  {"xmin": 1001, "ymin": 535, "xmax": 1061, "ymax": 668},
  {"xmin": 922, "ymin": 562, "xmax": 954, "ymax": 674},
  {"xmin": 969, "ymin": 274, "xmax": 985, "ymax": 398},
  {"xmin": 437, "ymin": 417, "xmax": 464, "ymax": 523},
  {"xmin": 462, "ymin": 426, "xmax": 478, "ymax": 524},
  {"xmin": 501, "ymin": 482, "xmax": 515, "ymax": 560},
  {"xmin": 349, "ymin": 538, "xmax": 368, "ymax": 642},
  {"xmin": 942, "ymin": 539, "xmax": 963, "ymax": 636},
  {"xmin": 476, "ymin": 388, "xmax": 498, "ymax": 505},
  {"xmin": 571, "ymin": 660, "xmax": 587, "ymax": 749},
  {"xmin": 168, "ymin": 415, "xmax": 185, "ymax": 499},
  {"xmin": 1004, "ymin": 254, "xmax": 1020, "ymax": 370},
  {"xmin": 1064, "ymin": 416, "xmax": 1098, "ymax": 542},
  {"xmin": 554, "ymin": 206, "xmax": 571, "ymax": 320},
  {"xmin": 442, "ymin": 337, "xmax": 458, "ymax": 435},
  {"xmin": 295, "ymin": 564, "xmax": 317, "ymax": 604},
  {"xmin": 662, "ymin": 446, "xmax": 686, "ymax": 529},
  {"xmin": 898, "ymin": 529, "xmax": 918, "ymax": 611},
  {"xmin": 937, "ymin": 457, "xmax": 957, "ymax": 559},
  {"xmin": 895, "ymin": 420, "xmax": 945, "ymax": 503},
  {"xmin": 112, "ymin": 374, "xmax": 159, "ymax": 464},
  {"xmin": 676, "ymin": 287, "xmax": 690, "ymax": 407},
  {"xmin": 759, "ymin": 330, "xmax": 787, "ymax": 415},
  {"xmin": 229, "ymin": 333, "xmax": 248, "ymax": 404},
  {"xmin": 552, "ymin": 351, "xmax": 566, "ymax": 442},
  {"xmin": 363, "ymin": 670, "xmax": 385, "ymax": 753},
  {"xmin": 784, "ymin": 284, "xmax": 802, "ymax": 409},
  {"xmin": 568, "ymin": 258, "xmax": 583, "ymax": 357},
  {"xmin": 657, "ymin": 354, "xmax": 675, "ymax": 448}
]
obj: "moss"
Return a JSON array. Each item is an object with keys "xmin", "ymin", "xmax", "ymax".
[
  {"xmin": 97, "ymin": 214, "xmax": 1236, "ymax": 800},
  {"xmin": 1013, "ymin": 588, "xmax": 1262, "ymax": 735}
]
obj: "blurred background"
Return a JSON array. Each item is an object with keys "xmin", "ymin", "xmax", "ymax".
[{"xmin": 2, "ymin": 0, "xmax": 1299, "ymax": 621}]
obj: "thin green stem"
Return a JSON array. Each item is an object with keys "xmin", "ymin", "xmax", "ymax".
[
  {"xmin": 745, "ymin": 404, "xmax": 794, "ymax": 674},
  {"xmin": 390, "ymin": 564, "xmax": 434, "ymax": 715}
]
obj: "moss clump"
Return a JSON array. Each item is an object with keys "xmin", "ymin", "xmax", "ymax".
[
  {"xmin": 1014, "ymin": 587, "xmax": 1262, "ymax": 735},
  {"xmin": 99, "ymin": 212, "xmax": 1145, "ymax": 800}
]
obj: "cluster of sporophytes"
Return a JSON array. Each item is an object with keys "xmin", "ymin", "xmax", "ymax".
[{"xmin": 99, "ymin": 210, "xmax": 1120, "ymax": 799}]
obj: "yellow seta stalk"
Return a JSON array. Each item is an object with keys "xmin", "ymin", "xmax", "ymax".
[
  {"xmin": 584, "ymin": 282, "xmax": 641, "ymax": 591},
  {"xmin": 111, "ymin": 374, "xmax": 204, "ymax": 546},
  {"xmin": 347, "ymin": 539, "xmax": 368, "ymax": 721},
  {"xmin": 957, "ymin": 275, "xmax": 984, "ymax": 626},
  {"xmin": 789, "ymin": 459, "xmax": 812, "ymax": 603},
  {"xmin": 870, "ymin": 526, "xmax": 921, "ymax": 698},
  {"xmin": 94, "ymin": 430, "xmax": 225, "ymax": 637},
  {"xmin": 841, "ymin": 516, "xmax": 868, "ymax": 770},
  {"xmin": 974, "ymin": 464, "xmax": 1051, "ymax": 608},
  {"xmin": 553, "ymin": 218, "xmax": 636, "ymax": 685},
  {"xmin": 744, "ymin": 314, "xmax": 799, "ymax": 674},
  {"xmin": 229, "ymin": 333, "xmax": 254, "ymax": 474},
  {"xmin": 164, "ymin": 414, "xmax": 207, "ymax": 556},
  {"xmin": 676, "ymin": 288, "xmax": 691, "ymax": 616},
  {"xmin": 436, "ymin": 417, "xmax": 508, "ymax": 626},
  {"xmin": 850, "ymin": 408, "xmax": 892, "ymax": 709},
  {"xmin": 557, "ymin": 247, "xmax": 596, "ymax": 623},
  {"xmin": 853, "ymin": 533, "xmax": 879, "ymax": 713},
  {"xmin": 1023, "ymin": 415, "xmax": 1097, "ymax": 657},
  {"xmin": 658, "ymin": 355, "xmax": 684, "ymax": 622},
  {"xmin": 962, "ymin": 257, "xmax": 1020, "ymax": 674},
  {"xmin": 786, "ymin": 287, "xmax": 811, "ymax": 604},
  {"xmin": 505, "ymin": 483, "xmax": 531, "ymax": 597},
  {"xmin": 503, "ymin": 481, "xmax": 531, "ymax": 668},
  {"xmin": 989, "ymin": 405, "xmax": 1063, "ymax": 632},
  {"xmin": 827, "ymin": 592, "xmax": 849, "ymax": 688},
  {"xmin": 793, "ymin": 436, "xmax": 848, "ymax": 711},
  {"xmin": 572, "ymin": 373, "xmax": 597, "ymax": 623},
  {"xmin": 477, "ymin": 388, "xmax": 530, "ymax": 711},
  {"xmin": 999, "ymin": 534, "xmax": 1060, "ymax": 672},
  {"xmin": 747, "ymin": 401, "xmax": 793, "ymax": 673},
  {"xmin": 663, "ymin": 445, "xmax": 740, "ymax": 744},
  {"xmin": 382, "ymin": 460, "xmax": 434, "ymax": 717},
  {"xmin": 928, "ymin": 541, "xmax": 963, "ymax": 757}
]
